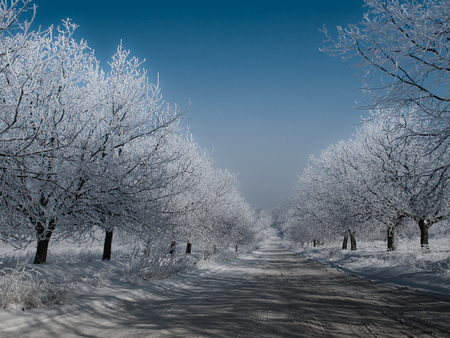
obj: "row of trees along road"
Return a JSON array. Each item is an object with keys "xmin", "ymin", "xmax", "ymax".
[
  {"xmin": 285, "ymin": 0, "xmax": 450, "ymax": 252},
  {"xmin": 0, "ymin": 0, "xmax": 256, "ymax": 263}
]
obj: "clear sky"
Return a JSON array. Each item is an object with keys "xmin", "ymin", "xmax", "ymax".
[{"xmin": 32, "ymin": 0, "xmax": 368, "ymax": 210}]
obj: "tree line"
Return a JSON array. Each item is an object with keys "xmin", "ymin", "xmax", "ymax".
[
  {"xmin": 285, "ymin": 0, "xmax": 450, "ymax": 252},
  {"xmin": 0, "ymin": 0, "xmax": 256, "ymax": 263}
]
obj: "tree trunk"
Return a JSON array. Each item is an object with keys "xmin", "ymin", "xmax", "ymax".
[
  {"xmin": 33, "ymin": 222, "xmax": 53, "ymax": 264},
  {"xmin": 418, "ymin": 219, "xmax": 430, "ymax": 253},
  {"xmin": 186, "ymin": 242, "xmax": 192, "ymax": 254},
  {"xmin": 342, "ymin": 231, "xmax": 349, "ymax": 250},
  {"xmin": 387, "ymin": 227, "xmax": 396, "ymax": 251},
  {"xmin": 169, "ymin": 240, "xmax": 176, "ymax": 255},
  {"xmin": 235, "ymin": 244, "xmax": 238, "ymax": 252},
  {"xmin": 34, "ymin": 233, "xmax": 52, "ymax": 264},
  {"xmin": 350, "ymin": 231, "xmax": 357, "ymax": 251},
  {"xmin": 102, "ymin": 230, "xmax": 114, "ymax": 260},
  {"xmin": 144, "ymin": 239, "xmax": 151, "ymax": 258},
  {"xmin": 313, "ymin": 240, "xmax": 317, "ymax": 247}
]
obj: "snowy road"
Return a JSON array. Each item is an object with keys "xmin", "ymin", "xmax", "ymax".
[{"xmin": 2, "ymin": 230, "xmax": 450, "ymax": 338}]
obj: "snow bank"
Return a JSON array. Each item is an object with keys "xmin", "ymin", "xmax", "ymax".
[
  {"xmin": 0, "ymin": 234, "xmax": 251, "ymax": 313},
  {"xmin": 286, "ymin": 237, "xmax": 450, "ymax": 296}
]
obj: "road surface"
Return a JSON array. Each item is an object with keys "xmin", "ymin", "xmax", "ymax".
[{"xmin": 2, "ymin": 229, "xmax": 450, "ymax": 337}]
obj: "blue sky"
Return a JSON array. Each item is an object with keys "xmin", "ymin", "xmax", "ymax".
[{"xmin": 33, "ymin": 0, "xmax": 368, "ymax": 209}]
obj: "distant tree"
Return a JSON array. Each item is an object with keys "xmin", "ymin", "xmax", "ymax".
[
  {"xmin": 291, "ymin": 140, "xmax": 375, "ymax": 250},
  {"xmin": 169, "ymin": 145, "xmax": 255, "ymax": 256}
]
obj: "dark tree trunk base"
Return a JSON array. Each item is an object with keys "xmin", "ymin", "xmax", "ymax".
[
  {"xmin": 418, "ymin": 219, "xmax": 430, "ymax": 253},
  {"xmin": 387, "ymin": 227, "xmax": 395, "ymax": 251},
  {"xmin": 34, "ymin": 224, "xmax": 53, "ymax": 264},
  {"xmin": 102, "ymin": 230, "xmax": 114, "ymax": 260},
  {"xmin": 342, "ymin": 232, "xmax": 349, "ymax": 250},
  {"xmin": 169, "ymin": 240, "xmax": 176, "ymax": 255},
  {"xmin": 34, "ymin": 238, "xmax": 51, "ymax": 264},
  {"xmin": 350, "ymin": 231, "xmax": 357, "ymax": 251},
  {"xmin": 186, "ymin": 242, "xmax": 192, "ymax": 254}
]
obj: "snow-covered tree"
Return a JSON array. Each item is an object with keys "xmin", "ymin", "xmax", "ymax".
[
  {"xmin": 321, "ymin": 0, "xmax": 450, "ymax": 250},
  {"xmin": 289, "ymin": 110, "xmax": 450, "ymax": 252},
  {"xmin": 291, "ymin": 137, "xmax": 381, "ymax": 250},
  {"xmin": 161, "ymin": 137, "xmax": 255, "ymax": 256},
  {"xmin": 322, "ymin": 0, "xmax": 450, "ymax": 118},
  {"xmin": 0, "ymin": 0, "xmax": 257, "ymax": 265},
  {"xmin": 67, "ymin": 44, "xmax": 183, "ymax": 261},
  {"xmin": 0, "ymin": 10, "xmax": 103, "ymax": 262},
  {"xmin": 358, "ymin": 112, "xmax": 450, "ymax": 251},
  {"xmin": 282, "ymin": 0, "xmax": 450, "ymax": 255}
]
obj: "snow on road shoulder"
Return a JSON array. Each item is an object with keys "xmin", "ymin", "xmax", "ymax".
[
  {"xmin": 0, "ymin": 244, "xmax": 243, "ymax": 333},
  {"xmin": 285, "ymin": 238, "xmax": 450, "ymax": 296}
]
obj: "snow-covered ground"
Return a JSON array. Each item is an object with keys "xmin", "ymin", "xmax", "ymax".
[
  {"xmin": 1, "ymin": 228, "xmax": 450, "ymax": 337},
  {"xmin": 1, "ymin": 227, "xmax": 449, "ymax": 334},
  {"xmin": 0, "ymin": 234, "xmax": 250, "ymax": 314},
  {"xmin": 286, "ymin": 237, "xmax": 450, "ymax": 296},
  {"xmin": 0, "ymin": 239, "xmax": 249, "ymax": 335}
]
